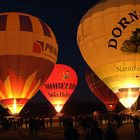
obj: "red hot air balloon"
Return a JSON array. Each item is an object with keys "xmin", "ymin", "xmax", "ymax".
[
  {"xmin": 85, "ymin": 68, "xmax": 119, "ymax": 111},
  {"xmin": 40, "ymin": 64, "xmax": 78, "ymax": 113},
  {"xmin": 0, "ymin": 12, "xmax": 58, "ymax": 115}
]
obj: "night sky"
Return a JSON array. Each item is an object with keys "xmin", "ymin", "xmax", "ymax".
[{"xmin": 0, "ymin": 0, "xmax": 101, "ymax": 103}]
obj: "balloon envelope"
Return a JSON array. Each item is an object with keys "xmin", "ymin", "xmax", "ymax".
[
  {"xmin": 0, "ymin": 12, "xmax": 58, "ymax": 114},
  {"xmin": 77, "ymin": 0, "xmax": 140, "ymax": 108},
  {"xmin": 85, "ymin": 68, "xmax": 119, "ymax": 111},
  {"xmin": 40, "ymin": 64, "xmax": 78, "ymax": 113}
]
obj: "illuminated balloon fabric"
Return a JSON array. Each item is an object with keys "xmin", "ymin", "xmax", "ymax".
[
  {"xmin": 77, "ymin": 0, "xmax": 140, "ymax": 108},
  {"xmin": 0, "ymin": 12, "xmax": 58, "ymax": 114},
  {"xmin": 85, "ymin": 68, "xmax": 119, "ymax": 111},
  {"xmin": 40, "ymin": 64, "xmax": 78, "ymax": 113}
]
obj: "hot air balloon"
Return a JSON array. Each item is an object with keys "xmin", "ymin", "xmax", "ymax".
[
  {"xmin": 77, "ymin": 0, "xmax": 140, "ymax": 108},
  {"xmin": 0, "ymin": 12, "xmax": 58, "ymax": 114},
  {"xmin": 40, "ymin": 64, "xmax": 78, "ymax": 113},
  {"xmin": 85, "ymin": 68, "xmax": 119, "ymax": 111}
]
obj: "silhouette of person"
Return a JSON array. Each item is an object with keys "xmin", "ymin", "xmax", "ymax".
[
  {"xmin": 91, "ymin": 121, "xmax": 103, "ymax": 140},
  {"xmin": 29, "ymin": 117, "xmax": 34, "ymax": 136},
  {"xmin": 84, "ymin": 120, "xmax": 103, "ymax": 140},
  {"xmin": 104, "ymin": 123, "xmax": 118, "ymax": 140},
  {"xmin": 132, "ymin": 116, "xmax": 140, "ymax": 137},
  {"xmin": 49, "ymin": 116, "xmax": 53, "ymax": 127},
  {"xmin": 64, "ymin": 121, "xmax": 79, "ymax": 140}
]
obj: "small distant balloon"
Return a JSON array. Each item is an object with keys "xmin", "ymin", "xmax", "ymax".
[{"xmin": 85, "ymin": 68, "xmax": 119, "ymax": 111}]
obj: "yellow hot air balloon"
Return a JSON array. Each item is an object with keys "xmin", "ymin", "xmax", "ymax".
[
  {"xmin": 0, "ymin": 12, "xmax": 58, "ymax": 114},
  {"xmin": 77, "ymin": 0, "xmax": 140, "ymax": 108}
]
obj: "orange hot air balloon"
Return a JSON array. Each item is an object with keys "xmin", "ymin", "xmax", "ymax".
[
  {"xmin": 77, "ymin": 0, "xmax": 140, "ymax": 108},
  {"xmin": 0, "ymin": 12, "xmax": 58, "ymax": 115},
  {"xmin": 40, "ymin": 64, "xmax": 78, "ymax": 113},
  {"xmin": 85, "ymin": 68, "xmax": 119, "ymax": 111}
]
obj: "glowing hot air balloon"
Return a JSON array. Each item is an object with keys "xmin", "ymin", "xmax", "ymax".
[
  {"xmin": 40, "ymin": 64, "xmax": 78, "ymax": 113},
  {"xmin": 0, "ymin": 12, "xmax": 58, "ymax": 114},
  {"xmin": 77, "ymin": 0, "xmax": 140, "ymax": 108},
  {"xmin": 85, "ymin": 68, "xmax": 119, "ymax": 111}
]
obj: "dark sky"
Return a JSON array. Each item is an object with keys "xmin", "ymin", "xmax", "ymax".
[{"xmin": 0, "ymin": 0, "xmax": 101, "ymax": 102}]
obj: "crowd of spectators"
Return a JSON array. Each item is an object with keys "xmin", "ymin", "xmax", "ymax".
[{"xmin": 0, "ymin": 112, "xmax": 139, "ymax": 139}]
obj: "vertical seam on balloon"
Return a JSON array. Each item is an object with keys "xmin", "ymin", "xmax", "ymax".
[
  {"xmin": 6, "ymin": 15, "xmax": 12, "ymax": 99},
  {"xmin": 39, "ymin": 19, "xmax": 51, "ymax": 38}
]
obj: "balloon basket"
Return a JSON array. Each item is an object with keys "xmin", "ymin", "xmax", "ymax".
[{"xmin": 55, "ymin": 112, "xmax": 64, "ymax": 117}]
